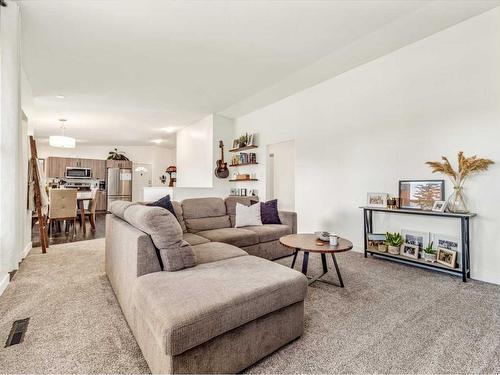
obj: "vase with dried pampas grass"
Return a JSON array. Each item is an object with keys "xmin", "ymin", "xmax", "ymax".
[{"xmin": 426, "ymin": 152, "xmax": 494, "ymax": 213}]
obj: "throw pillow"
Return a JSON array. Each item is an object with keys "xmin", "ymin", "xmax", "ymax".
[
  {"xmin": 235, "ymin": 202, "xmax": 262, "ymax": 227},
  {"xmin": 147, "ymin": 195, "xmax": 176, "ymax": 217},
  {"xmin": 260, "ymin": 199, "xmax": 282, "ymax": 224}
]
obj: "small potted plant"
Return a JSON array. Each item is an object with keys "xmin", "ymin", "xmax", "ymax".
[
  {"xmin": 422, "ymin": 241, "xmax": 436, "ymax": 262},
  {"xmin": 385, "ymin": 232, "xmax": 403, "ymax": 255}
]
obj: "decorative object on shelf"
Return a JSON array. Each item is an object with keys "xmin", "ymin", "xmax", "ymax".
[
  {"xmin": 436, "ymin": 248, "xmax": 457, "ymax": 268},
  {"xmin": 159, "ymin": 175, "xmax": 167, "ymax": 184},
  {"xmin": 314, "ymin": 231, "xmax": 330, "ymax": 242},
  {"xmin": 165, "ymin": 165, "xmax": 176, "ymax": 187},
  {"xmin": 401, "ymin": 229, "xmax": 430, "ymax": 250},
  {"xmin": 107, "ymin": 148, "xmax": 130, "ymax": 160},
  {"xmin": 249, "ymin": 189, "xmax": 258, "ymax": 196},
  {"xmin": 401, "ymin": 243, "xmax": 419, "ymax": 259},
  {"xmin": 422, "ymin": 241, "xmax": 436, "ymax": 262},
  {"xmin": 432, "ymin": 233, "xmax": 461, "ymax": 267},
  {"xmin": 367, "ymin": 233, "xmax": 386, "ymax": 251},
  {"xmin": 426, "ymin": 151, "xmax": 494, "ymax": 213},
  {"xmin": 232, "ymin": 139, "xmax": 239, "ymax": 149},
  {"xmin": 385, "ymin": 232, "xmax": 403, "ymax": 255},
  {"xmin": 238, "ymin": 134, "xmax": 248, "ymax": 148},
  {"xmin": 432, "ymin": 200, "xmax": 447, "ymax": 212},
  {"xmin": 387, "ymin": 196, "xmax": 398, "ymax": 209},
  {"xmin": 399, "ymin": 180, "xmax": 444, "ymax": 210},
  {"xmin": 367, "ymin": 192, "xmax": 388, "ymax": 207},
  {"xmin": 241, "ymin": 188, "xmax": 247, "ymax": 196},
  {"xmin": 214, "ymin": 141, "xmax": 229, "ymax": 179},
  {"xmin": 49, "ymin": 119, "xmax": 76, "ymax": 149},
  {"xmin": 247, "ymin": 133, "xmax": 255, "ymax": 146},
  {"xmin": 378, "ymin": 243, "xmax": 388, "ymax": 252}
]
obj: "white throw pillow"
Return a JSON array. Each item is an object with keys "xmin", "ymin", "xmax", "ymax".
[{"xmin": 235, "ymin": 202, "xmax": 262, "ymax": 227}]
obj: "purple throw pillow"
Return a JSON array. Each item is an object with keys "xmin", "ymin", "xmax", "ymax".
[{"xmin": 260, "ymin": 199, "xmax": 281, "ymax": 224}]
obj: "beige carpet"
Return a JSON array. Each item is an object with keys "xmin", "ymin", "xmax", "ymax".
[{"xmin": 0, "ymin": 239, "xmax": 499, "ymax": 374}]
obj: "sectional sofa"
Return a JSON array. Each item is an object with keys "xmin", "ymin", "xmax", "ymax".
[{"xmin": 105, "ymin": 196, "xmax": 307, "ymax": 374}]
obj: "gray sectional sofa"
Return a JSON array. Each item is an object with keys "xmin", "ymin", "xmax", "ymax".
[{"xmin": 105, "ymin": 196, "xmax": 307, "ymax": 374}]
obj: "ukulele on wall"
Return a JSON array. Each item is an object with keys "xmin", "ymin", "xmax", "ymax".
[{"xmin": 214, "ymin": 140, "xmax": 229, "ymax": 179}]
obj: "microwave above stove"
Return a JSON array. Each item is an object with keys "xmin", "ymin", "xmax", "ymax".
[{"xmin": 66, "ymin": 167, "xmax": 92, "ymax": 179}]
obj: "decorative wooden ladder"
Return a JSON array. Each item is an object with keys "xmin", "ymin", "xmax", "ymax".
[{"xmin": 29, "ymin": 136, "xmax": 48, "ymax": 253}]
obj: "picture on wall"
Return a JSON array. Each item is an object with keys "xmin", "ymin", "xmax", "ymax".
[
  {"xmin": 399, "ymin": 180, "xmax": 445, "ymax": 210},
  {"xmin": 401, "ymin": 229, "xmax": 429, "ymax": 249}
]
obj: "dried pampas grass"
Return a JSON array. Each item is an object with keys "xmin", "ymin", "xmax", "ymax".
[{"xmin": 426, "ymin": 151, "xmax": 494, "ymax": 186}]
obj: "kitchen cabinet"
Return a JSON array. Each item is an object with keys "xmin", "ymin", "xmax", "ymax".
[
  {"xmin": 96, "ymin": 191, "xmax": 107, "ymax": 211},
  {"xmin": 46, "ymin": 157, "xmax": 110, "ymax": 179},
  {"xmin": 46, "ymin": 157, "xmax": 69, "ymax": 178},
  {"xmin": 106, "ymin": 159, "xmax": 132, "ymax": 168}
]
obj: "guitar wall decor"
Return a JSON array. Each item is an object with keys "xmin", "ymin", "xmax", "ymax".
[{"xmin": 214, "ymin": 140, "xmax": 229, "ymax": 179}]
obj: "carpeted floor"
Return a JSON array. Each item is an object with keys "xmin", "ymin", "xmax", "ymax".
[{"xmin": 0, "ymin": 239, "xmax": 499, "ymax": 374}]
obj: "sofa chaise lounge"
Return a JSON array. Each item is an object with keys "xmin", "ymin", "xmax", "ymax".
[{"xmin": 105, "ymin": 196, "xmax": 307, "ymax": 374}]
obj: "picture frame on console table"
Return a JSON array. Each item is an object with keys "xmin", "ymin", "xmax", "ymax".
[
  {"xmin": 367, "ymin": 192, "xmax": 388, "ymax": 208},
  {"xmin": 399, "ymin": 180, "xmax": 445, "ymax": 210},
  {"xmin": 432, "ymin": 233, "xmax": 461, "ymax": 267}
]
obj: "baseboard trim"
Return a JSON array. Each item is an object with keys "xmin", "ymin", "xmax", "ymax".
[
  {"xmin": 21, "ymin": 242, "xmax": 32, "ymax": 259},
  {"xmin": 0, "ymin": 273, "xmax": 9, "ymax": 297}
]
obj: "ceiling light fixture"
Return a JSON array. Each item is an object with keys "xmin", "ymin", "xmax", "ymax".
[
  {"xmin": 151, "ymin": 139, "xmax": 163, "ymax": 144},
  {"xmin": 56, "ymin": 95, "xmax": 65, "ymax": 99},
  {"xmin": 49, "ymin": 119, "xmax": 76, "ymax": 148},
  {"xmin": 162, "ymin": 126, "xmax": 177, "ymax": 133}
]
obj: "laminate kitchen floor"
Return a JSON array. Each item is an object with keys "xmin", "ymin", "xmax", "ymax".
[{"xmin": 31, "ymin": 213, "xmax": 107, "ymax": 247}]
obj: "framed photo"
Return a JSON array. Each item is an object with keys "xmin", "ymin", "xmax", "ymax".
[
  {"xmin": 432, "ymin": 200, "xmax": 447, "ymax": 212},
  {"xmin": 436, "ymin": 248, "xmax": 457, "ymax": 268},
  {"xmin": 232, "ymin": 139, "xmax": 239, "ymax": 149},
  {"xmin": 401, "ymin": 243, "xmax": 419, "ymax": 259},
  {"xmin": 367, "ymin": 192, "xmax": 388, "ymax": 208},
  {"xmin": 241, "ymin": 188, "xmax": 247, "ymax": 196},
  {"xmin": 367, "ymin": 233, "xmax": 386, "ymax": 250},
  {"xmin": 401, "ymin": 229, "xmax": 429, "ymax": 249},
  {"xmin": 432, "ymin": 233, "xmax": 461, "ymax": 266},
  {"xmin": 247, "ymin": 133, "xmax": 255, "ymax": 146},
  {"xmin": 399, "ymin": 180, "xmax": 445, "ymax": 210}
]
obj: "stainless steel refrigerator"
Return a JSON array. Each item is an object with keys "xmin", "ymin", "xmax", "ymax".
[{"xmin": 107, "ymin": 167, "xmax": 132, "ymax": 209}]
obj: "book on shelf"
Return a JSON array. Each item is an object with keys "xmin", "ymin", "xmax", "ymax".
[{"xmin": 231, "ymin": 152, "xmax": 257, "ymax": 165}]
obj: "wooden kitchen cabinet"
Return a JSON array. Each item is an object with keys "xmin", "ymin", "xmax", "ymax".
[
  {"xmin": 106, "ymin": 160, "xmax": 132, "ymax": 169},
  {"xmin": 96, "ymin": 191, "xmax": 107, "ymax": 211},
  {"xmin": 46, "ymin": 157, "xmax": 70, "ymax": 178}
]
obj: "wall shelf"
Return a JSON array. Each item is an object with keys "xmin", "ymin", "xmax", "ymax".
[
  {"xmin": 229, "ymin": 179, "xmax": 259, "ymax": 182},
  {"xmin": 229, "ymin": 145, "xmax": 258, "ymax": 152},
  {"xmin": 229, "ymin": 162, "xmax": 259, "ymax": 167}
]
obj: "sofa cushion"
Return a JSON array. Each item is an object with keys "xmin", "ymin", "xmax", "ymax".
[
  {"xmin": 146, "ymin": 194, "xmax": 176, "ymax": 217},
  {"xmin": 260, "ymin": 199, "xmax": 282, "ymax": 224},
  {"xmin": 183, "ymin": 232, "xmax": 210, "ymax": 246},
  {"xmin": 197, "ymin": 228, "xmax": 259, "ymax": 247},
  {"xmin": 184, "ymin": 216, "xmax": 231, "ymax": 233},
  {"xmin": 109, "ymin": 201, "xmax": 137, "ymax": 220},
  {"xmin": 235, "ymin": 202, "xmax": 262, "ymax": 228},
  {"xmin": 124, "ymin": 204, "xmax": 196, "ymax": 271},
  {"xmin": 131, "ymin": 255, "xmax": 308, "ymax": 356},
  {"xmin": 182, "ymin": 197, "xmax": 227, "ymax": 219},
  {"xmin": 244, "ymin": 224, "xmax": 292, "ymax": 243},
  {"xmin": 225, "ymin": 196, "xmax": 259, "ymax": 227},
  {"xmin": 191, "ymin": 242, "xmax": 247, "ymax": 265},
  {"xmin": 172, "ymin": 201, "xmax": 187, "ymax": 233}
]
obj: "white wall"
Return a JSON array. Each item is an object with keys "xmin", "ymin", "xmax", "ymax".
[
  {"xmin": 174, "ymin": 114, "xmax": 234, "ymax": 201},
  {"xmin": 267, "ymin": 140, "xmax": 295, "ymax": 211},
  {"xmin": 36, "ymin": 143, "xmax": 175, "ymax": 187},
  {"xmin": 235, "ymin": 8, "xmax": 500, "ymax": 284},
  {"xmin": 0, "ymin": 0, "xmax": 23, "ymax": 295}
]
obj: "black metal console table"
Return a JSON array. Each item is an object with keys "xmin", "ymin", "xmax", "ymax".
[{"xmin": 361, "ymin": 206, "xmax": 476, "ymax": 282}]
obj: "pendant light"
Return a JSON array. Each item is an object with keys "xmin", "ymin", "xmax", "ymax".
[{"xmin": 49, "ymin": 119, "xmax": 76, "ymax": 148}]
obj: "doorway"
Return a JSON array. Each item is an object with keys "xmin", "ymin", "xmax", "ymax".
[
  {"xmin": 132, "ymin": 163, "xmax": 152, "ymax": 202},
  {"xmin": 266, "ymin": 140, "xmax": 295, "ymax": 211}
]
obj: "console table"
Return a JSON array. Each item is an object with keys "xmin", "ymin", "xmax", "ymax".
[{"xmin": 361, "ymin": 206, "xmax": 476, "ymax": 282}]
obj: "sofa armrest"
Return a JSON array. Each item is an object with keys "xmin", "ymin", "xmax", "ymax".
[{"xmin": 278, "ymin": 211, "xmax": 297, "ymax": 234}]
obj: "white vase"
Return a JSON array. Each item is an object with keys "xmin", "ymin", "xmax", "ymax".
[{"xmin": 423, "ymin": 252, "xmax": 437, "ymax": 262}]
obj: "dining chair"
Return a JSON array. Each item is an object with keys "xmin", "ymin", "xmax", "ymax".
[
  {"xmin": 48, "ymin": 188, "xmax": 78, "ymax": 238},
  {"xmin": 84, "ymin": 188, "xmax": 99, "ymax": 231}
]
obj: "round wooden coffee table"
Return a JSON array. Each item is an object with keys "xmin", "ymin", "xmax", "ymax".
[{"xmin": 280, "ymin": 233, "xmax": 353, "ymax": 287}]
